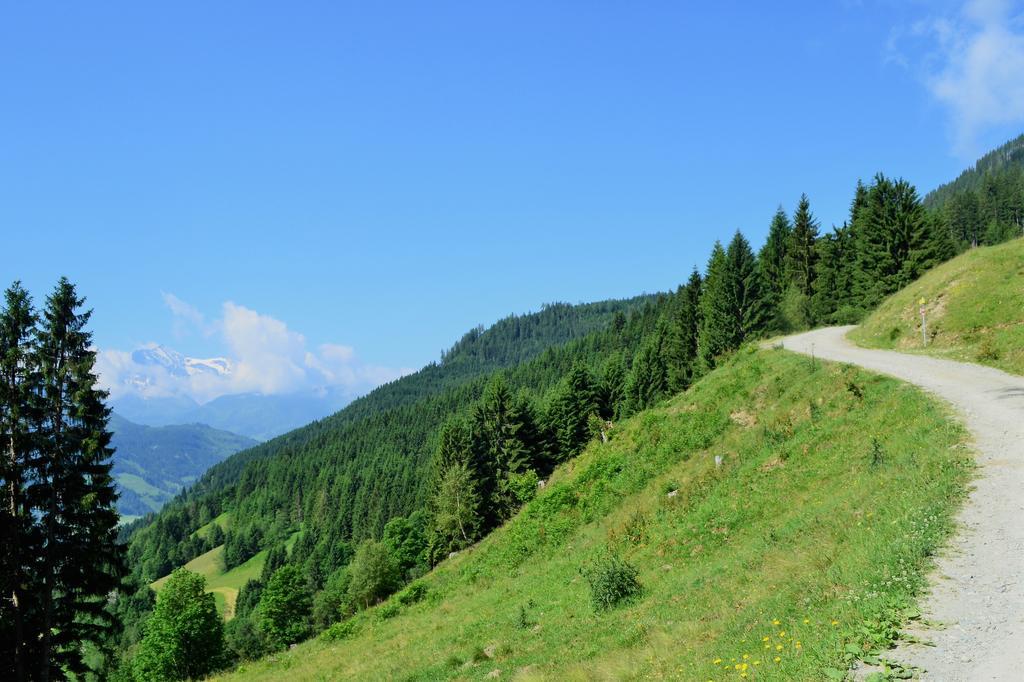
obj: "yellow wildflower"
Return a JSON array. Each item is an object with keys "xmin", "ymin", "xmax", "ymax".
[
  {"xmin": 776, "ymin": 644, "xmax": 783, "ymax": 651},
  {"xmin": 772, "ymin": 619, "xmax": 780, "ymax": 625},
  {"xmin": 742, "ymin": 654, "xmax": 749, "ymax": 660},
  {"xmin": 773, "ymin": 656, "xmax": 781, "ymax": 663},
  {"xmin": 713, "ymin": 659, "xmax": 722, "ymax": 665},
  {"xmin": 803, "ymin": 618, "xmax": 810, "ymax": 624}
]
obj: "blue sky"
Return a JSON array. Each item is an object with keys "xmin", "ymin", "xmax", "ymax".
[{"xmin": 3, "ymin": 1, "xmax": 1024, "ymax": 401}]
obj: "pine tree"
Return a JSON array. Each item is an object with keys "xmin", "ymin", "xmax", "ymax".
[
  {"xmin": 758, "ymin": 208, "xmax": 791, "ymax": 329},
  {"xmin": 0, "ymin": 283, "xmax": 42, "ymax": 681},
  {"xmin": 811, "ymin": 225, "xmax": 855, "ymax": 323},
  {"xmin": 432, "ymin": 416, "xmax": 472, "ymax": 475},
  {"xmin": 665, "ymin": 269, "xmax": 701, "ymax": 393},
  {"xmin": 698, "ymin": 242, "xmax": 733, "ymax": 369},
  {"xmin": 594, "ymin": 351, "xmax": 627, "ymax": 420},
  {"xmin": 31, "ymin": 278, "xmax": 124, "ymax": 680},
  {"xmin": 853, "ymin": 175, "xmax": 935, "ymax": 309},
  {"xmin": 786, "ymin": 194, "xmax": 819, "ymax": 323},
  {"xmin": 623, "ymin": 321, "xmax": 668, "ymax": 412},
  {"xmin": 470, "ymin": 377, "xmax": 541, "ymax": 524},
  {"xmin": 545, "ymin": 362, "xmax": 597, "ymax": 464},
  {"xmin": 726, "ymin": 230, "xmax": 768, "ymax": 342}
]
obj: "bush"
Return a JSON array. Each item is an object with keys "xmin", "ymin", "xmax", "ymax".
[
  {"xmin": 378, "ymin": 601, "xmax": 402, "ymax": 620},
  {"xmin": 583, "ymin": 553, "xmax": 642, "ymax": 611},
  {"xmin": 224, "ymin": 616, "xmax": 272, "ymax": 662},
  {"xmin": 346, "ymin": 539, "xmax": 401, "ymax": 610},
  {"xmin": 396, "ymin": 581, "xmax": 428, "ymax": 606},
  {"xmin": 319, "ymin": 618, "xmax": 361, "ymax": 642}
]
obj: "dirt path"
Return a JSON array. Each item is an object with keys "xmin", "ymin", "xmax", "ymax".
[{"xmin": 778, "ymin": 326, "xmax": 1024, "ymax": 680}]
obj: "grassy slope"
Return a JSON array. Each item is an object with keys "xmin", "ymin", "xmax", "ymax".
[
  {"xmin": 151, "ymin": 529, "xmax": 298, "ymax": 619},
  {"xmin": 850, "ymin": 237, "xmax": 1024, "ymax": 374},
  {"xmin": 216, "ymin": 348, "xmax": 971, "ymax": 681}
]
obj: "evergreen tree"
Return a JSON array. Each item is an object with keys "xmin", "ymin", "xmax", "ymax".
[
  {"xmin": 0, "ymin": 283, "xmax": 41, "ymax": 681},
  {"xmin": 698, "ymin": 242, "xmax": 733, "ymax": 369},
  {"xmin": 594, "ymin": 351, "xmax": 627, "ymax": 420},
  {"xmin": 259, "ymin": 544, "xmax": 288, "ymax": 583},
  {"xmin": 786, "ymin": 194, "xmax": 819, "ymax": 324},
  {"xmin": 234, "ymin": 578, "xmax": 264, "ymax": 620},
  {"xmin": 133, "ymin": 569, "xmax": 225, "ymax": 681},
  {"xmin": 811, "ymin": 225, "xmax": 855, "ymax": 323},
  {"xmin": 471, "ymin": 377, "xmax": 542, "ymax": 525},
  {"xmin": 758, "ymin": 208, "xmax": 791, "ymax": 329},
  {"xmin": 623, "ymin": 321, "xmax": 668, "ymax": 412},
  {"xmin": 853, "ymin": 174, "xmax": 935, "ymax": 309},
  {"xmin": 545, "ymin": 362, "xmax": 597, "ymax": 464},
  {"xmin": 726, "ymin": 230, "xmax": 768, "ymax": 341},
  {"xmin": 31, "ymin": 278, "xmax": 124, "ymax": 680},
  {"xmin": 433, "ymin": 416, "xmax": 472, "ymax": 475},
  {"xmin": 258, "ymin": 564, "xmax": 313, "ymax": 648},
  {"xmin": 664, "ymin": 269, "xmax": 701, "ymax": 392}
]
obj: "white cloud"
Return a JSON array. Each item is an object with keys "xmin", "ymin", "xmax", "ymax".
[
  {"xmin": 905, "ymin": 0, "xmax": 1024, "ymax": 155},
  {"xmin": 162, "ymin": 291, "xmax": 217, "ymax": 338},
  {"xmin": 97, "ymin": 296, "xmax": 410, "ymax": 404}
]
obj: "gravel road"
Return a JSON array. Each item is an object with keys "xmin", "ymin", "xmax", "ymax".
[{"xmin": 778, "ymin": 326, "xmax": 1024, "ymax": 680}]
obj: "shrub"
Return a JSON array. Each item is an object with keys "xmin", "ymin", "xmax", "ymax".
[
  {"xmin": 319, "ymin": 618, "xmax": 361, "ymax": 642},
  {"xmin": 396, "ymin": 581, "xmax": 428, "ymax": 606},
  {"xmin": 346, "ymin": 539, "xmax": 401, "ymax": 610},
  {"xmin": 224, "ymin": 616, "xmax": 272, "ymax": 662},
  {"xmin": 583, "ymin": 553, "xmax": 642, "ymax": 611},
  {"xmin": 378, "ymin": 601, "xmax": 402, "ymax": 620}
]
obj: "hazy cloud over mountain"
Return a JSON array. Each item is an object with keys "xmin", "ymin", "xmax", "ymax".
[{"xmin": 96, "ymin": 295, "xmax": 411, "ymax": 405}]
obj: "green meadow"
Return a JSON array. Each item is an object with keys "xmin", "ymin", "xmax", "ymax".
[{"xmin": 851, "ymin": 237, "xmax": 1024, "ymax": 375}]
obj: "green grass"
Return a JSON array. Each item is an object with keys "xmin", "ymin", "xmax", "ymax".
[
  {"xmin": 850, "ymin": 237, "xmax": 1024, "ymax": 374},
  {"xmin": 114, "ymin": 473, "xmax": 166, "ymax": 512},
  {"xmin": 152, "ymin": 527, "xmax": 299, "ymax": 619},
  {"xmin": 194, "ymin": 511, "xmax": 233, "ymax": 539},
  {"xmin": 213, "ymin": 348, "xmax": 972, "ymax": 681},
  {"xmin": 151, "ymin": 544, "xmax": 264, "ymax": 619}
]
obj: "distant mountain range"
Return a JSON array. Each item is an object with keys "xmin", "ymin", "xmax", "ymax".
[
  {"xmin": 110, "ymin": 413, "xmax": 257, "ymax": 518},
  {"xmin": 111, "ymin": 388, "xmax": 355, "ymax": 442},
  {"xmin": 110, "ymin": 344, "xmax": 357, "ymax": 440}
]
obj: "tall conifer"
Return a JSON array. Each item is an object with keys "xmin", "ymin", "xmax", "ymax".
[
  {"xmin": 31, "ymin": 278, "xmax": 123, "ymax": 680},
  {"xmin": 698, "ymin": 242, "xmax": 733, "ymax": 369}
]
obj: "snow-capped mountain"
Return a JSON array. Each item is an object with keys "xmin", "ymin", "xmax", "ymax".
[
  {"xmin": 106, "ymin": 343, "xmax": 362, "ymax": 440},
  {"xmin": 131, "ymin": 345, "xmax": 232, "ymax": 378}
]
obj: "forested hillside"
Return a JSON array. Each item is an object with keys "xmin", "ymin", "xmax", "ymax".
[
  {"xmin": 110, "ymin": 414, "xmax": 256, "ymax": 517},
  {"xmin": 101, "ymin": 137, "xmax": 1022, "ymax": 680},
  {"xmin": 925, "ymin": 133, "xmax": 1024, "ymax": 246},
  {"xmin": 123, "ymin": 298, "xmax": 654, "ymax": 579}
]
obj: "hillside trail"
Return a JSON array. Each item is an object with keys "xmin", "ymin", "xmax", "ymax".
[{"xmin": 778, "ymin": 326, "xmax": 1024, "ymax": 680}]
